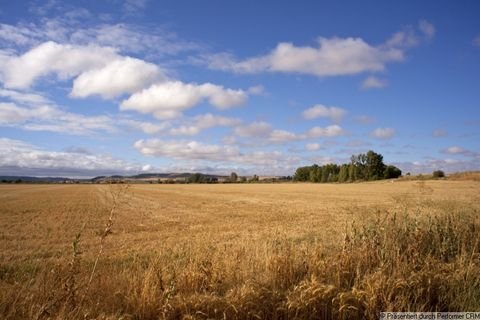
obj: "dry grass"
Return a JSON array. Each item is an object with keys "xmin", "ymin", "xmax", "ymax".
[
  {"xmin": 0, "ymin": 181, "xmax": 479, "ymax": 319},
  {"xmin": 448, "ymin": 171, "xmax": 480, "ymax": 182}
]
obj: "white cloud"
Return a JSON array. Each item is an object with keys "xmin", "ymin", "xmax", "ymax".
[
  {"xmin": 204, "ymin": 21, "xmax": 433, "ymax": 78},
  {"xmin": 0, "ymin": 10, "xmax": 198, "ymax": 56},
  {"xmin": 305, "ymin": 143, "xmax": 320, "ymax": 151},
  {"xmin": 0, "ymin": 102, "xmax": 116, "ymax": 135},
  {"xmin": 361, "ymin": 76, "xmax": 388, "ymax": 89},
  {"xmin": 133, "ymin": 138, "xmax": 300, "ymax": 169},
  {"xmin": 371, "ymin": 127, "xmax": 396, "ymax": 139},
  {"xmin": 419, "ymin": 20, "xmax": 436, "ymax": 39},
  {"xmin": 169, "ymin": 113, "xmax": 241, "ymax": 136},
  {"xmin": 123, "ymin": 0, "xmax": 149, "ymax": 15},
  {"xmin": 0, "ymin": 137, "xmax": 145, "ymax": 177},
  {"xmin": 394, "ymin": 158, "xmax": 480, "ymax": 174},
  {"xmin": 120, "ymin": 119, "xmax": 171, "ymax": 135},
  {"xmin": 234, "ymin": 121, "xmax": 272, "ymax": 138},
  {"xmin": 120, "ymin": 81, "xmax": 248, "ymax": 119},
  {"xmin": 134, "ymin": 139, "xmax": 239, "ymax": 161},
  {"xmin": 233, "ymin": 122, "xmax": 344, "ymax": 143},
  {"xmin": 0, "ymin": 41, "xmax": 118, "ymax": 89},
  {"xmin": 71, "ymin": 57, "xmax": 164, "ymax": 99},
  {"xmin": 71, "ymin": 23, "xmax": 198, "ymax": 55},
  {"xmin": 268, "ymin": 129, "xmax": 299, "ymax": 142},
  {"xmin": 247, "ymin": 85, "xmax": 265, "ymax": 95},
  {"xmin": 441, "ymin": 146, "xmax": 480, "ymax": 161},
  {"xmin": 0, "ymin": 103, "xmax": 30, "ymax": 123},
  {"xmin": 206, "ymin": 37, "xmax": 403, "ymax": 77},
  {"xmin": 306, "ymin": 125, "xmax": 345, "ymax": 138},
  {"xmin": 301, "ymin": 104, "xmax": 347, "ymax": 122},
  {"xmin": 0, "ymin": 23, "xmax": 37, "ymax": 46},
  {"xmin": 444, "ymin": 146, "xmax": 467, "ymax": 154},
  {"xmin": 0, "ymin": 88, "xmax": 51, "ymax": 105}
]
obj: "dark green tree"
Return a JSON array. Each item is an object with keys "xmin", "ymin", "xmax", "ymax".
[
  {"xmin": 294, "ymin": 166, "xmax": 312, "ymax": 181},
  {"xmin": 188, "ymin": 173, "xmax": 205, "ymax": 183},
  {"xmin": 432, "ymin": 170, "xmax": 445, "ymax": 178},
  {"xmin": 384, "ymin": 165, "xmax": 402, "ymax": 179},
  {"xmin": 365, "ymin": 150, "xmax": 386, "ymax": 180}
]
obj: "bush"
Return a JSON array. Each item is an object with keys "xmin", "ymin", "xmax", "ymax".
[{"xmin": 433, "ymin": 170, "xmax": 445, "ymax": 178}]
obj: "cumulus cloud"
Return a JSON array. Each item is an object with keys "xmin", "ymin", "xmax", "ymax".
[
  {"xmin": 442, "ymin": 146, "xmax": 479, "ymax": 158},
  {"xmin": 120, "ymin": 119, "xmax": 171, "ymax": 135},
  {"xmin": 0, "ymin": 41, "xmax": 118, "ymax": 89},
  {"xmin": 205, "ymin": 37, "xmax": 403, "ymax": 76},
  {"xmin": 361, "ymin": 76, "xmax": 388, "ymax": 89},
  {"xmin": 394, "ymin": 158, "xmax": 480, "ymax": 174},
  {"xmin": 265, "ymin": 130, "xmax": 297, "ymax": 143},
  {"xmin": 234, "ymin": 123, "xmax": 299, "ymax": 143},
  {"xmin": 234, "ymin": 122, "xmax": 272, "ymax": 138},
  {"xmin": 169, "ymin": 113, "xmax": 241, "ymax": 136},
  {"xmin": 0, "ymin": 102, "xmax": 116, "ymax": 135},
  {"xmin": 233, "ymin": 122, "xmax": 345, "ymax": 143},
  {"xmin": 301, "ymin": 104, "xmax": 347, "ymax": 122},
  {"xmin": 134, "ymin": 138, "xmax": 300, "ymax": 169},
  {"xmin": 203, "ymin": 21, "xmax": 433, "ymax": 78},
  {"xmin": 445, "ymin": 146, "xmax": 466, "ymax": 154},
  {"xmin": 71, "ymin": 57, "xmax": 164, "ymax": 98},
  {"xmin": 120, "ymin": 81, "xmax": 248, "ymax": 119},
  {"xmin": 371, "ymin": 127, "xmax": 395, "ymax": 139},
  {"xmin": 134, "ymin": 139, "xmax": 239, "ymax": 161},
  {"xmin": 306, "ymin": 125, "xmax": 345, "ymax": 138},
  {"xmin": 0, "ymin": 137, "xmax": 146, "ymax": 177},
  {"xmin": 0, "ymin": 88, "xmax": 51, "ymax": 105}
]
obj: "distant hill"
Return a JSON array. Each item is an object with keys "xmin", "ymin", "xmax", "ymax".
[
  {"xmin": 1, "ymin": 173, "xmax": 230, "ymax": 183},
  {"xmin": 0, "ymin": 176, "xmax": 76, "ymax": 183}
]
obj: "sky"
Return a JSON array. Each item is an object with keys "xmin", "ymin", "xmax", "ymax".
[{"xmin": 0, "ymin": 0, "xmax": 479, "ymax": 177}]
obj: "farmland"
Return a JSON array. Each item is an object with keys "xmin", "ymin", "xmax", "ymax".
[{"xmin": 1, "ymin": 181, "xmax": 479, "ymax": 319}]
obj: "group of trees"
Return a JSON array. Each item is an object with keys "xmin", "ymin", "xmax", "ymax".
[
  {"xmin": 294, "ymin": 150, "xmax": 402, "ymax": 183},
  {"xmin": 186, "ymin": 173, "xmax": 262, "ymax": 184}
]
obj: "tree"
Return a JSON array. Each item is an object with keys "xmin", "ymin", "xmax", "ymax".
[
  {"xmin": 384, "ymin": 165, "xmax": 402, "ymax": 179},
  {"xmin": 249, "ymin": 174, "xmax": 259, "ymax": 182},
  {"xmin": 365, "ymin": 150, "xmax": 386, "ymax": 180},
  {"xmin": 350, "ymin": 153, "xmax": 367, "ymax": 180},
  {"xmin": 309, "ymin": 165, "xmax": 321, "ymax": 182},
  {"xmin": 293, "ymin": 150, "xmax": 399, "ymax": 183},
  {"xmin": 294, "ymin": 166, "xmax": 312, "ymax": 182},
  {"xmin": 188, "ymin": 173, "xmax": 205, "ymax": 183},
  {"xmin": 338, "ymin": 164, "xmax": 349, "ymax": 182},
  {"xmin": 230, "ymin": 172, "xmax": 238, "ymax": 183},
  {"xmin": 432, "ymin": 170, "xmax": 445, "ymax": 178}
]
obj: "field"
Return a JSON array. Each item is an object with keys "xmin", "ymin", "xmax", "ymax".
[{"xmin": 1, "ymin": 181, "xmax": 479, "ymax": 319}]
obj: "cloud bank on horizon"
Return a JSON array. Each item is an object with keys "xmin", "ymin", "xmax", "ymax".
[{"xmin": 0, "ymin": 0, "xmax": 479, "ymax": 177}]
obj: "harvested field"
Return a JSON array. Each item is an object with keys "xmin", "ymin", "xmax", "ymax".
[{"xmin": 1, "ymin": 181, "xmax": 479, "ymax": 319}]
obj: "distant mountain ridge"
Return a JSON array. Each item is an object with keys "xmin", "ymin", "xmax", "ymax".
[{"xmin": 0, "ymin": 173, "xmax": 230, "ymax": 183}]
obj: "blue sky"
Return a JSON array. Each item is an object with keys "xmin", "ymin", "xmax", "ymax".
[{"xmin": 0, "ymin": 0, "xmax": 479, "ymax": 177}]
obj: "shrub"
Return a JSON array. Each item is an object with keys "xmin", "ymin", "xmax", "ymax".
[{"xmin": 433, "ymin": 170, "xmax": 445, "ymax": 178}]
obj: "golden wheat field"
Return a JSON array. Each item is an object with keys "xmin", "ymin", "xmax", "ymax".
[{"xmin": 1, "ymin": 180, "xmax": 479, "ymax": 319}]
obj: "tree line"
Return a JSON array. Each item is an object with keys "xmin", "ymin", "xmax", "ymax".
[{"xmin": 294, "ymin": 150, "xmax": 402, "ymax": 183}]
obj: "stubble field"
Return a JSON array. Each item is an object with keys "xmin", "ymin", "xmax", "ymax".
[{"xmin": 1, "ymin": 181, "xmax": 479, "ymax": 319}]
